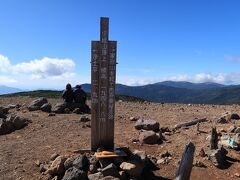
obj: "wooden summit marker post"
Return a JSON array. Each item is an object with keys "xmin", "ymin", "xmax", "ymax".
[{"xmin": 91, "ymin": 17, "xmax": 117, "ymax": 151}]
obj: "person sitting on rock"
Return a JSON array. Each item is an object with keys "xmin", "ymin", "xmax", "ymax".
[
  {"xmin": 73, "ymin": 85, "xmax": 87, "ymax": 104},
  {"xmin": 62, "ymin": 83, "xmax": 74, "ymax": 103}
]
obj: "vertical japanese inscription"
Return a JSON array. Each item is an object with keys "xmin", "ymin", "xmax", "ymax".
[{"xmin": 91, "ymin": 17, "xmax": 117, "ymax": 151}]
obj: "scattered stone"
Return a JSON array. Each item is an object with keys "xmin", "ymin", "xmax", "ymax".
[
  {"xmin": 34, "ymin": 160, "xmax": 41, "ymax": 167},
  {"xmin": 135, "ymin": 119, "xmax": 160, "ymax": 131},
  {"xmin": 216, "ymin": 117, "xmax": 227, "ymax": 124},
  {"xmin": 160, "ymin": 151, "xmax": 172, "ymax": 158},
  {"xmin": 139, "ymin": 130, "xmax": 160, "ymax": 144},
  {"xmin": 88, "ymin": 172, "xmax": 104, "ymax": 180},
  {"xmin": 48, "ymin": 113, "xmax": 56, "ymax": 117},
  {"xmin": 156, "ymin": 159, "xmax": 165, "ymax": 165},
  {"xmin": 230, "ymin": 113, "xmax": 240, "ymax": 120},
  {"xmin": 234, "ymin": 127, "xmax": 240, "ymax": 134},
  {"xmin": 161, "ymin": 126, "xmax": 171, "ymax": 133},
  {"xmin": 72, "ymin": 154, "xmax": 89, "ymax": 171},
  {"xmin": 64, "ymin": 156, "xmax": 76, "ymax": 170},
  {"xmin": 120, "ymin": 161, "xmax": 144, "ymax": 177},
  {"xmin": 79, "ymin": 115, "xmax": 90, "ymax": 122},
  {"xmin": 40, "ymin": 103, "xmax": 52, "ymax": 113},
  {"xmin": 50, "ymin": 153, "xmax": 59, "ymax": 161},
  {"xmin": 199, "ymin": 148, "xmax": 206, "ymax": 157},
  {"xmin": 101, "ymin": 163, "xmax": 119, "ymax": 177},
  {"xmin": 228, "ymin": 126, "xmax": 237, "ymax": 133},
  {"xmin": 129, "ymin": 117, "xmax": 139, "ymax": 122},
  {"xmin": 62, "ymin": 167, "xmax": 88, "ymax": 180},
  {"xmin": 64, "ymin": 108, "xmax": 71, "ymax": 114},
  {"xmin": 73, "ymin": 108, "xmax": 81, "ymax": 114},
  {"xmin": 28, "ymin": 97, "xmax": 48, "ymax": 111},
  {"xmin": 46, "ymin": 156, "xmax": 67, "ymax": 175},
  {"xmin": 194, "ymin": 161, "xmax": 206, "ymax": 168},
  {"xmin": 39, "ymin": 164, "xmax": 47, "ymax": 173},
  {"xmin": 208, "ymin": 147, "xmax": 227, "ymax": 168},
  {"xmin": 235, "ymin": 173, "xmax": 240, "ymax": 178}
]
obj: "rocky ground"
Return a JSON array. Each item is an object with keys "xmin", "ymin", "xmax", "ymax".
[{"xmin": 0, "ymin": 97, "xmax": 240, "ymax": 180}]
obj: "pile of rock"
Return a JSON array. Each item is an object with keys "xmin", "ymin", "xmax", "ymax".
[
  {"xmin": 39, "ymin": 148, "xmax": 160, "ymax": 180},
  {"xmin": 134, "ymin": 119, "xmax": 162, "ymax": 144},
  {"xmin": 28, "ymin": 97, "xmax": 91, "ymax": 114},
  {"xmin": 28, "ymin": 97, "xmax": 52, "ymax": 113},
  {"xmin": 0, "ymin": 106, "xmax": 28, "ymax": 135}
]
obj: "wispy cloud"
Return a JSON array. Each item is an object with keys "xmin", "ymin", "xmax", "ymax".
[{"xmin": 224, "ymin": 54, "xmax": 240, "ymax": 63}]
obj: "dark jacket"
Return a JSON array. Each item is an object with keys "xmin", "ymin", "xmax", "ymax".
[
  {"xmin": 62, "ymin": 89, "xmax": 74, "ymax": 103},
  {"xmin": 73, "ymin": 88, "xmax": 87, "ymax": 104}
]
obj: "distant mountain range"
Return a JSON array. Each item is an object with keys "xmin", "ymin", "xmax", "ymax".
[
  {"xmin": 80, "ymin": 81, "xmax": 240, "ymax": 104},
  {"xmin": 2, "ymin": 81, "xmax": 240, "ymax": 104},
  {"xmin": 0, "ymin": 85, "xmax": 22, "ymax": 95}
]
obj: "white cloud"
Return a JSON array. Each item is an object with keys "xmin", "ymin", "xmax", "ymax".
[
  {"xmin": 0, "ymin": 54, "xmax": 75, "ymax": 78},
  {"xmin": 0, "ymin": 76, "xmax": 17, "ymax": 85},
  {"xmin": 0, "ymin": 54, "xmax": 11, "ymax": 72}
]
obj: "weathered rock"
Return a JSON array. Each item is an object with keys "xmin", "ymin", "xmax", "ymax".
[
  {"xmin": 230, "ymin": 113, "xmax": 240, "ymax": 120},
  {"xmin": 41, "ymin": 103, "xmax": 52, "ymax": 113},
  {"xmin": 48, "ymin": 113, "xmax": 56, "ymax": 117},
  {"xmin": 120, "ymin": 161, "xmax": 144, "ymax": 177},
  {"xmin": 12, "ymin": 116, "xmax": 27, "ymax": 130},
  {"xmin": 73, "ymin": 108, "xmax": 81, "ymax": 114},
  {"xmin": 64, "ymin": 156, "xmax": 76, "ymax": 170},
  {"xmin": 64, "ymin": 108, "xmax": 71, "ymax": 114},
  {"xmin": 129, "ymin": 117, "xmax": 139, "ymax": 122},
  {"xmin": 100, "ymin": 176, "xmax": 120, "ymax": 180},
  {"xmin": 0, "ymin": 118, "xmax": 14, "ymax": 135},
  {"xmin": 234, "ymin": 133, "xmax": 240, "ymax": 145},
  {"xmin": 47, "ymin": 156, "xmax": 67, "ymax": 175},
  {"xmin": 79, "ymin": 115, "xmax": 90, "ymax": 122},
  {"xmin": 199, "ymin": 148, "xmax": 206, "ymax": 157},
  {"xmin": 50, "ymin": 153, "xmax": 59, "ymax": 161},
  {"xmin": 52, "ymin": 103, "xmax": 66, "ymax": 113},
  {"xmin": 135, "ymin": 119, "xmax": 160, "ymax": 131},
  {"xmin": 72, "ymin": 154, "xmax": 89, "ymax": 171},
  {"xmin": 101, "ymin": 163, "xmax": 119, "ymax": 177},
  {"xmin": 139, "ymin": 130, "xmax": 160, "ymax": 144},
  {"xmin": 28, "ymin": 97, "xmax": 48, "ymax": 111},
  {"xmin": 62, "ymin": 167, "xmax": 88, "ymax": 180},
  {"xmin": 228, "ymin": 126, "xmax": 237, "ymax": 133},
  {"xmin": 88, "ymin": 172, "xmax": 104, "ymax": 180},
  {"xmin": 119, "ymin": 171, "xmax": 128, "ymax": 180},
  {"xmin": 234, "ymin": 127, "xmax": 240, "ymax": 134},
  {"xmin": 208, "ymin": 147, "xmax": 227, "ymax": 168},
  {"xmin": 216, "ymin": 117, "xmax": 227, "ymax": 124},
  {"xmin": 0, "ymin": 106, "xmax": 9, "ymax": 117}
]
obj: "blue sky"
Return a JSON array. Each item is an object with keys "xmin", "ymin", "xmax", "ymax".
[{"xmin": 0, "ymin": 0, "xmax": 240, "ymax": 89}]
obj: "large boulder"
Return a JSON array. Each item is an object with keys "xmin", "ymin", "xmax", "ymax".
[
  {"xmin": 139, "ymin": 130, "xmax": 160, "ymax": 144},
  {"xmin": 135, "ymin": 119, "xmax": 160, "ymax": 131},
  {"xmin": 40, "ymin": 103, "xmax": 52, "ymax": 113},
  {"xmin": 0, "ymin": 118, "xmax": 14, "ymax": 135},
  {"xmin": 11, "ymin": 116, "xmax": 28, "ymax": 130},
  {"xmin": 0, "ymin": 106, "xmax": 9, "ymax": 118},
  {"xmin": 52, "ymin": 103, "xmax": 66, "ymax": 113},
  {"xmin": 62, "ymin": 167, "xmax": 88, "ymax": 180},
  {"xmin": 28, "ymin": 97, "xmax": 48, "ymax": 111}
]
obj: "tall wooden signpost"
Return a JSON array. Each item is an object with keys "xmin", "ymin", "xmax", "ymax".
[{"xmin": 91, "ymin": 17, "xmax": 117, "ymax": 151}]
